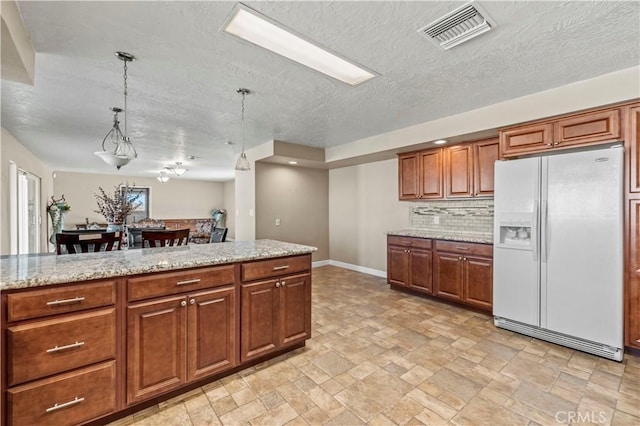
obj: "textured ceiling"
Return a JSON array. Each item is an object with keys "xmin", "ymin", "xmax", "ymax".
[{"xmin": 2, "ymin": 1, "xmax": 639, "ymax": 181}]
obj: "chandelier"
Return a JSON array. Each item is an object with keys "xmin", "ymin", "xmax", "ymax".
[
  {"xmin": 235, "ymin": 88, "xmax": 251, "ymax": 171},
  {"xmin": 156, "ymin": 162, "xmax": 189, "ymax": 183},
  {"xmin": 95, "ymin": 51, "xmax": 138, "ymax": 170}
]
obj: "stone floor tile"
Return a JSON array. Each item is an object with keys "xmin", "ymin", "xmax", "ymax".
[
  {"xmin": 348, "ymin": 360, "xmax": 380, "ymax": 380},
  {"xmin": 407, "ymin": 388, "xmax": 457, "ymax": 420},
  {"xmin": 250, "ymin": 402, "xmax": 298, "ymax": 426},
  {"xmin": 231, "ymin": 386, "xmax": 257, "ymax": 406},
  {"xmin": 382, "ymin": 395, "xmax": 425, "ymax": 425},
  {"xmin": 218, "ymin": 399, "xmax": 267, "ymax": 425},
  {"xmin": 311, "ymin": 350, "xmax": 355, "ymax": 377},
  {"xmin": 210, "ymin": 395, "xmax": 238, "ymax": 417},
  {"xmin": 368, "ymin": 413, "xmax": 398, "ymax": 426},
  {"xmin": 323, "ymin": 408, "xmax": 366, "ymax": 426},
  {"xmin": 452, "ymin": 397, "xmax": 529, "ymax": 426},
  {"xmin": 186, "ymin": 404, "xmax": 222, "ymax": 426},
  {"xmin": 612, "ymin": 410, "xmax": 640, "ymax": 426}
]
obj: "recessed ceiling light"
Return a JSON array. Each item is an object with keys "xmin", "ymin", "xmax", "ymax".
[
  {"xmin": 225, "ymin": 141, "xmax": 234, "ymax": 145},
  {"xmin": 288, "ymin": 161, "xmax": 299, "ymax": 165},
  {"xmin": 223, "ymin": 5, "xmax": 376, "ymax": 86},
  {"xmin": 434, "ymin": 139, "xmax": 448, "ymax": 145}
]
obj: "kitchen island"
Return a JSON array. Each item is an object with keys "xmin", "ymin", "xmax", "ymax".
[{"xmin": 1, "ymin": 239, "xmax": 316, "ymax": 426}]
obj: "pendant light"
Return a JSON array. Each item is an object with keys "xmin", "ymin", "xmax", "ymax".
[
  {"xmin": 157, "ymin": 170, "xmax": 170, "ymax": 183},
  {"xmin": 95, "ymin": 51, "xmax": 138, "ymax": 170},
  {"xmin": 234, "ymin": 88, "xmax": 251, "ymax": 171}
]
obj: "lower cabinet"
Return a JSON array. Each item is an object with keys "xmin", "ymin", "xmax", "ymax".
[
  {"xmin": 387, "ymin": 236, "xmax": 433, "ymax": 294},
  {"xmin": 127, "ymin": 286, "xmax": 236, "ymax": 404},
  {"xmin": 389, "ymin": 237, "xmax": 493, "ymax": 312},
  {"xmin": 241, "ymin": 273, "xmax": 311, "ymax": 362},
  {"xmin": 627, "ymin": 199, "xmax": 640, "ymax": 349}
]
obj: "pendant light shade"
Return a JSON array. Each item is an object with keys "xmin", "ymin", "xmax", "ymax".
[
  {"xmin": 235, "ymin": 88, "xmax": 251, "ymax": 171},
  {"xmin": 95, "ymin": 52, "xmax": 138, "ymax": 170}
]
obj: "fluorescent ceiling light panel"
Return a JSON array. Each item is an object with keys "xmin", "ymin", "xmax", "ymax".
[{"xmin": 224, "ymin": 6, "xmax": 376, "ymax": 86}]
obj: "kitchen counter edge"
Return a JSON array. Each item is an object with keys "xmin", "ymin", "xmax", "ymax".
[
  {"xmin": 386, "ymin": 229, "xmax": 493, "ymax": 244},
  {"xmin": 0, "ymin": 239, "xmax": 317, "ymax": 291}
]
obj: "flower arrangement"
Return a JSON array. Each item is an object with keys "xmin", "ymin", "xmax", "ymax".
[
  {"xmin": 93, "ymin": 184, "xmax": 141, "ymax": 224},
  {"xmin": 47, "ymin": 195, "xmax": 71, "ymax": 213}
]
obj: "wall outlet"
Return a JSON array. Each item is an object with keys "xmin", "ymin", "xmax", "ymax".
[
  {"xmin": 433, "ymin": 216, "xmax": 440, "ymax": 224},
  {"xmin": 275, "ymin": 218, "xmax": 281, "ymax": 226},
  {"xmin": 249, "ymin": 208, "xmax": 254, "ymax": 217}
]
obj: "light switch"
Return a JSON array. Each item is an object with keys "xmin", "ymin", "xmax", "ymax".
[
  {"xmin": 276, "ymin": 218, "xmax": 281, "ymax": 226},
  {"xmin": 249, "ymin": 209, "xmax": 254, "ymax": 217}
]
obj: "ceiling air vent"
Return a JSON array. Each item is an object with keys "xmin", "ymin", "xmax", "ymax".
[{"xmin": 418, "ymin": 1, "xmax": 496, "ymax": 50}]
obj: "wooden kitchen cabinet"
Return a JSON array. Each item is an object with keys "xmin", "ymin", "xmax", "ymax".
[
  {"xmin": 126, "ymin": 266, "xmax": 238, "ymax": 404},
  {"xmin": 241, "ymin": 255, "xmax": 312, "ymax": 362},
  {"xmin": 444, "ymin": 138, "xmax": 499, "ymax": 198},
  {"xmin": 501, "ymin": 107, "xmax": 622, "ymax": 157},
  {"xmin": 398, "ymin": 149, "xmax": 443, "ymax": 200},
  {"xmin": 388, "ymin": 237, "xmax": 492, "ymax": 311},
  {"xmin": 433, "ymin": 241, "xmax": 493, "ymax": 311},
  {"xmin": 628, "ymin": 104, "xmax": 640, "ymax": 193},
  {"xmin": 626, "ymin": 199, "xmax": 640, "ymax": 349},
  {"xmin": 3, "ymin": 279, "xmax": 118, "ymax": 425},
  {"xmin": 387, "ymin": 236, "xmax": 433, "ymax": 294}
]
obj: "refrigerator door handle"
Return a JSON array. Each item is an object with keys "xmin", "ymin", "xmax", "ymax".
[
  {"xmin": 541, "ymin": 200, "xmax": 548, "ymax": 263},
  {"xmin": 532, "ymin": 201, "xmax": 539, "ymax": 262}
]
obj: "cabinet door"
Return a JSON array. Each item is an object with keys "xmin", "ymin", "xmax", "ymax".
[
  {"xmin": 187, "ymin": 287, "xmax": 237, "ymax": 382},
  {"xmin": 553, "ymin": 108, "xmax": 621, "ymax": 148},
  {"xmin": 500, "ymin": 123, "xmax": 553, "ymax": 157},
  {"xmin": 629, "ymin": 105, "xmax": 640, "ymax": 193},
  {"xmin": 241, "ymin": 280, "xmax": 279, "ymax": 362},
  {"xmin": 127, "ymin": 296, "xmax": 186, "ymax": 404},
  {"xmin": 279, "ymin": 274, "xmax": 311, "ymax": 347},
  {"xmin": 434, "ymin": 253, "xmax": 464, "ymax": 301},
  {"xmin": 463, "ymin": 256, "xmax": 493, "ymax": 311},
  {"xmin": 627, "ymin": 199, "xmax": 640, "ymax": 349},
  {"xmin": 419, "ymin": 149, "xmax": 443, "ymax": 199},
  {"xmin": 408, "ymin": 249, "xmax": 432, "ymax": 294},
  {"xmin": 398, "ymin": 153, "xmax": 419, "ymax": 200},
  {"xmin": 474, "ymin": 138, "xmax": 499, "ymax": 197},
  {"xmin": 387, "ymin": 246, "xmax": 409, "ymax": 286},
  {"xmin": 445, "ymin": 145, "xmax": 473, "ymax": 198}
]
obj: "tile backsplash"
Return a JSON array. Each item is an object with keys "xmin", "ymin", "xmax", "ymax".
[{"xmin": 410, "ymin": 199, "xmax": 494, "ymax": 235}]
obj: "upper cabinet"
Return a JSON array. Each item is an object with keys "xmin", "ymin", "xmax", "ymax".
[
  {"xmin": 398, "ymin": 149, "xmax": 443, "ymax": 200},
  {"xmin": 628, "ymin": 104, "xmax": 640, "ymax": 193},
  {"xmin": 399, "ymin": 138, "xmax": 498, "ymax": 201},
  {"xmin": 500, "ymin": 107, "xmax": 622, "ymax": 157}
]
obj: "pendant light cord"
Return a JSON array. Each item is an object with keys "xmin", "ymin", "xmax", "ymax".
[
  {"xmin": 241, "ymin": 91, "xmax": 245, "ymax": 153},
  {"xmin": 123, "ymin": 60, "xmax": 128, "ymax": 139}
]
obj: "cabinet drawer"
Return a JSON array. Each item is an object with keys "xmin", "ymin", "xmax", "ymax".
[
  {"xmin": 8, "ymin": 361, "xmax": 116, "ymax": 426},
  {"xmin": 8, "ymin": 308, "xmax": 115, "ymax": 386},
  {"xmin": 242, "ymin": 255, "xmax": 310, "ymax": 282},
  {"xmin": 128, "ymin": 265, "xmax": 236, "ymax": 302},
  {"xmin": 7, "ymin": 280, "xmax": 116, "ymax": 322},
  {"xmin": 435, "ymin": 240, "xmax": 493, "ymax": 257},
  {"xmin": 387, "ymin": 236, "xmax": 432, "ymax": 249}
]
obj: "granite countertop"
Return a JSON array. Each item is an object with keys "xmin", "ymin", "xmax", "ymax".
[
  {"xmin": 0, "ymin": 239, "xmax": 317, "ymax": 291},
  {"xmin": 386, "ymin": 229, "xmax": 493, "ymax": 244}
]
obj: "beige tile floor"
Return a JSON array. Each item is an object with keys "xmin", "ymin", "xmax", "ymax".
[{"xmin": 111, "ymin": 266, "xmax": 640, "ymax": 425}]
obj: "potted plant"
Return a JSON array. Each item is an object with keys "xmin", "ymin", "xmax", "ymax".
[
  {"xmin": 93, "ymin": 184, "xmax": 141, "ymax": 232},
  {"xmin": 47, "ymin": 195, "xmax": 71, "ymax": 244}
]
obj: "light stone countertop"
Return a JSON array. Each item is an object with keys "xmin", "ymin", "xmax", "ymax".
[
  {"xmin": 386, "ymin": 229, "xmax": 493, "ymax": 244},
  {"xmin": 0, "ymin": 239, "xmax": 317, "ymax": 291}
]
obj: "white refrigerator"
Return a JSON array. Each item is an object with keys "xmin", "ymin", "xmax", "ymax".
[{"xmin": 493, "ymin": 145, "xmax": 623, "ymax": 361}]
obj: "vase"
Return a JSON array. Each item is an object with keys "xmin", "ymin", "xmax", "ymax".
[
  {"xmin": 48, "ymin": 210, "xmax": 65, "ymax": 244},
  {"xmin": 107, "ymin": 223, "xmax": 125, "ymax": 249}
]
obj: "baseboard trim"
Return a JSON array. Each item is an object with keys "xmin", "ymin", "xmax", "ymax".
[
  {"xmin": 313, "ymin": 260, "xmax": 387, "ymax": 278},
  {"xmin": 311, "ymin": 260, "xmax": 330, "ymax": 268}
]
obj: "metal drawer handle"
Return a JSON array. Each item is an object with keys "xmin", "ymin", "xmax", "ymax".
[
  {"xmin": 176, "ymin": 278, "xmax": 201, "ymax": 286},
  {"xmin": 46, "ymin": 341, "xmax": 85, "ymax": 353},
  {"xmin": 46, "ymin": 296, "xmax": 85, "ymax": 306},
  {"xmin": 45, "ymin": 396, "xmax": 84, "ymax": 413},
  {"xmin": 272, "ymin": 265, "xmax": 289, "ymax": 271},
  {"xmin": 455, "ymin": 247, "xmax": 469, "ymax": 251}
]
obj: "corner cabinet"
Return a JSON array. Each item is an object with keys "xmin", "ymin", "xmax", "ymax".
[
  {"xmin": 240, "ymin": 255, "xmax": 312, "ymax": 362},
  {"xmin": 500, "ymin": 107, "xmax": 622, "ymax": 157},
  {"xmin": 387, "ymin": 237, "xmax": 493, "ymax": 312}
]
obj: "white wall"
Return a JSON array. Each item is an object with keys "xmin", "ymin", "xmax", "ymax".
[
  {"xmin": 256, "ymin": 162, "xmax": 329, "ymax": 261},
  {"xmin": 329, "ymin": 159, "xmax": 409, "ymax": 272},
  {"xmin": 0, "ymin": 128, "xmax": 53, "ymax": 254},
  {"xmin": 223, "ymin": 180, "xmax": 235, "ymax": 240},
  {"xmin": 53, "ymin": 172, "xmax": 225, "ymax": 228}
]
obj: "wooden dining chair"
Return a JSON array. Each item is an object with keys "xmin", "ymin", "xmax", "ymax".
[
  {"xmin": 209, "ymin": 227, "xmax": 228, "ymax": 243},
  {"xmin": 142, "ymin": 228, "xmax": 190, "ymax": 248},
  {"xmin": 56, "ymin": 232, "xmax": 120, "ymax": 255}
]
